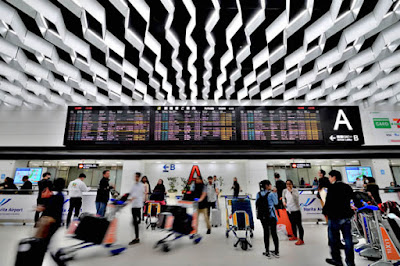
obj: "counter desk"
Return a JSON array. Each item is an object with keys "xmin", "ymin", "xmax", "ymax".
[{"xmin": 0, "ymin": 190, "xmax": 97, "ymax": 224}]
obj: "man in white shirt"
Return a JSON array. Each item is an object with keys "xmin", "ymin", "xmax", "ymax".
[
  {"xmin": 128, "ymin": 172, "xmax": 145, "ymax": 245},
  {"xmin": 67, "ymin": 173, "xmax": 91, "ymax": 227}
]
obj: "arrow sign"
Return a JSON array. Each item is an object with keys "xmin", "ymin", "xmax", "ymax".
[{"xmin": 329, "ymin": 135, "xmax": 336, "ymax": 141}]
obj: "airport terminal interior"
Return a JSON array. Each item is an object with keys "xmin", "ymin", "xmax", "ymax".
[{"xmin": 1, "ymin": 0, "xmax": 400, "ymax": 265}]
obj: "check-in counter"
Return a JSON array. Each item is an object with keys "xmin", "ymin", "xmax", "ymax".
[{"xmin": 0, "ymin": 190, "xmax": 97, "ymax": 224}]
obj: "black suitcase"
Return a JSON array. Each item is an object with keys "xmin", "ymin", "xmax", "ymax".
[
  {"xmin": 15, "ymin": 237, "xmax": 47, "ymax": 266},
  {"xmin": 74, "ymin": 215, "xmax": 110, "ymax": 244}
]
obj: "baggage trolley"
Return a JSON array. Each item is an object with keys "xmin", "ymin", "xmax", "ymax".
[
  {"xmin": 51, "ymin": 198, "xmax": 127, "ymax": 265},
  {"xmin": 224, "ymin": 196, "xmax": 254, "ymax": 250},
  {"xmin": 154, "ymin": 200, "xmax": 202, "ymax": 252},
  {"xmin": 145, "ymin": 200, "xmax": 165, "ymax": 230}
]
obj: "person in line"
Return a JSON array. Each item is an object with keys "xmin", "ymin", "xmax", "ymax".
[
  {"xmin": 191, "ymin": 176, "xmax": 211, "ymax": 234},
  {"xmin": 312, "ymin": 177, "xmax": 319, "ymax": 189},
  {"xmin": 151, "ymin": 179, "xmax": 166, "ymax": 201},
  {"xmin": 300, "ymin": 178, "xmax": 305, "ymax": 187},
  {"xmin": 66, "ymin": 173, "xmax": 91, "ymax": 228},
  {"xmin": 256, "ymin": 180, "xmax": 279, "ymax": 258},
  {"xmin": 323, "ymin": 170, "xmax": 355, "ymax": 266},
  {"xmin": 282, "ymin": 180, "xmax": 305, "ymax": 245},
  {"xmin": 19, "ymin": 176, "xmax": 33, "ymax": 194},
  {"xmin": 206, "ymin": 176, "xmax": 219, "ymax": 218},
  {"xmin": 317, "ymin": 170, "xmax": 330, "ymax": 205},
  {"xmin": 355, "ymin": 177, "xmax": 364, "ymax": 189},
  {"xmin": 274, "ymin": 173, "xmax": 286, "ymax": 209},
  {"xmin": 365, "ymin": 177, "xmax": 382, "ymax": 204},
  {"xmin": 141, "ymin": 176, "xmax": 151, "ymax": 202},
  {"xmin": 95, "ymin": 170, "xmax": 114, "ymax": 217},
  {"xmin": 231, "ymin": 177, "xmax": 241, "ymax": 198},
  {"xmin": 35, "ymin": 172, "xmax": 52, "ymax": 226},
  {"xmin": 128, "ymin": 172, "xmax": 145, "ymax": 245},
  {"xmin": 0, "ymin": 177, "xmax": 18, "ymax": 194}
]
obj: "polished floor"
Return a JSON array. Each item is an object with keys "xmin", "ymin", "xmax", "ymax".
[{"xmin": 1, "ymin": 205, "xmax": 372, "ymax": 266}]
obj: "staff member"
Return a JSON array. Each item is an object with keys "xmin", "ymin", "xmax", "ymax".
[
  {"xmin": 35, "ymin": 172, "xmax": 52, "ymax": 226},
  {"xmin": 66, "ymin": 173, "xmax": 91, "ymax": 227},
  {"xmin": 95, "ymin": 170, "xmax": 114, "ymax": 217},
  {"xmin": 19, "ymin": 176, "xmax": 33, "ymax": 194},
  {"xmin": 323, "ymin": 170, "xmax": 355, "ymax": 266},
  {"xmin": 128, "ymin": 172, "xmax": 145, "ymax": 245}
]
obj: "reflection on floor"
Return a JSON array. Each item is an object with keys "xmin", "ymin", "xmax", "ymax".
[{"xmin": 1, "ymin": 204, "xmax": 373, "ymax": 266}]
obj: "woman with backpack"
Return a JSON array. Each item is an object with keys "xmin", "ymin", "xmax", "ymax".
[
  {"xmin": 256, "ymin": 180, "xmax": 279, "ymax": 259},
  {"xmin": 282, "ymin": 179, "xmax": 305, "ymax": 245}
]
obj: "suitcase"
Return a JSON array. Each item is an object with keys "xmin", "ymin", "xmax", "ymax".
[
  {"xmin": 74, "ymin": 215, "xmax": 110, "ymax": 244},
  {"xmin": 15, "ymin": 237, "xmax": 47, "ymax": 266},
  {"xmin": 276, "ymin": 209, "xmax": 294, "ymax": 237},
  {"xmin": 211, "ymin": 208, "xmax": 222, "ymax": 227}
]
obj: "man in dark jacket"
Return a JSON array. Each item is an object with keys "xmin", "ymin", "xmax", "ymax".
[
  {"xmin": 323, "ymin": 170, "xmax": 354, "ymax": 266},
  {"xmin": 274, "ymin": 173, "xmax": 286, "ymax": 209},
  {"xmin": 20, "ymin": 176, "xmax": 33, "ymax": 194},
  {"xmin": 35, "ymin": 172, "xmax": 52, "ymax": 225},
  {"xmin": 95, "ymin": 170, "xmax": 113, "ymax": 216}
]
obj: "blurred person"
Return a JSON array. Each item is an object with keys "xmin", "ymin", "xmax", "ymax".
[
  {"xmin": 66, "ymin": 173, "xmax": 90, "ymax": 228},
  {"xmin": 317, "ymin": 170, "xmax": 330, "ymax": 205},
  {"xmin": 231, "ymin": 177, "xmax": 241, "ymax": 198},
  {"xmin": 312, "ymin": 177, "xmax": 319, "ymax": 189},
  {"xmin": 191, "ymin": 176, "xmax": 211, "ymax": 234},
  {"xmin": 274, "ymin": 173, "xmax": 286, "ymax": 209},
  {"xmin": 213, "ymin": 175, "xmax": 220, "ymax": 195},
  {"xmin": 35, "ymin": 172, "xmax": 52, "ymax": 226},
  {"xmin": 19, "ymin": 176, "xmax": 32, "ymax": 194},
  {"xmin": 95, "ymin": 170, "xmax": 113, "ymax": 217},
  {"xmin": 141, "ymin": 176, "xmax": 151, "ymax": 202},
  {"xmin": 323, "ymin": 170, "xmax": 354, "ymax": 266},
  {"xmin": 1, "ymin": 177, "xmax": 18, "ymax": 193},
  {"xmin": 128, "ymin": 172, "xmax": 145, "ymax": 245},
  {"xmin": 206, "ymin": 176, "xmax": 219, "ymax": 218},
  {"xmin": 282, "ymin": 180, "xmax": 304, "ymax": 245},
  {"xmin": 151, "ymin": 179, "xmax": 166, "ymax": 201},
  {"xmin": 300, "ymin": 178, "xmax": 305, "ymax": 187},
  {"xmin": 256, "ymin": 180, "xmax": 279, "ymax": 258},
  {"xmin": 388, "ymin": 182, "xmax": 396, "ymax": 193},
  {"xmin": 365, "ymin": 177, "xmax": 382, "ymax": 204}
]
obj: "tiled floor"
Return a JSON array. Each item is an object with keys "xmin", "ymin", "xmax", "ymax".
[{"xmin": 1, "ymin": 205, "xmax": 372, "ymax": 266}]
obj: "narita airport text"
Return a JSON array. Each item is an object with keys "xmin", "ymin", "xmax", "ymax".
[
  {"xmin": 303, "ymin": 207, "xmax": 322, "ymax": 212},
  {"xmin": 0, "ymin": 208, "xmax": 23, "ymax": 212}
]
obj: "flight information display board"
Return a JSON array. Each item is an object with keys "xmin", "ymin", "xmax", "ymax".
[
  {"xmin": 64, "ymin": 106, "xmax": 151, "ymax": 144},
  {"xmin": 239, "ymin": 107, "xmax": 323, "ymax": 142},
  {"xmin": 154, "ymin": 106, "xmax": 237, "ymax": 141}
]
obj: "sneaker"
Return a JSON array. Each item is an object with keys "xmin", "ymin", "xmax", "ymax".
[
  {"xmin": 206, "ymin": 229, "xmax": 211, "ymax": 234},
  {"xmin": 325, "ymin": 258, "xmax": 343, "ymax": 266},
  {"xmin": 263, "ymin": 252, "xmax": 271, "ymax": 259},
  {"xmin": 129, "ymin": 238, "xmax": 140, "ymax": 245},
  {"xmin": 271, "ymin": 251, "xmax": 280, "ymax": 258},
  {"xmin": 289, "ymin": 236, "xmax": 298, "ymax": 241},
  {"xmin": 295, "ymin": 239, "xmax": 305, "ymax": 245}
]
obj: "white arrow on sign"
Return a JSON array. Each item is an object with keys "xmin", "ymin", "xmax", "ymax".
[{"xmin": 329, "ymin": 135, "xmax": 336, "ymax": 141}]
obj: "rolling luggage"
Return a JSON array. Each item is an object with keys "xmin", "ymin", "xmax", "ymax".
[
  {"xmin": 211, "ymin": 208, "xmax": 222, "ymax": 227},
  {"xmin": 15, "ymin": 237, "xmax": 47, "ymax": 266},
  {"xmin": 74, "ymin": 215, "xmax": 110, "ymax": 244},
  {"xmin": 276, "ymin": 209, "xmax": 294, "ymax": 237}
]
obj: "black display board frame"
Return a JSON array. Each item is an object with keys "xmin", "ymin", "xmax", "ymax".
[{"xmin": 63, "ymin": 105, "xmax": 364, "ymax": 147}]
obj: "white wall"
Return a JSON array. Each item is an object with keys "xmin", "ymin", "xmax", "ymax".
[
  {"xmin": 0, "ymin": 160, "xmax": 16, "ymax": 181},
  {"xmin": 120, "ymin": 160, "xmax": 144, "ymax": 194},
  {"xmin": 0, "ymin": 109, "xmax": 67, "ymax": 146}
]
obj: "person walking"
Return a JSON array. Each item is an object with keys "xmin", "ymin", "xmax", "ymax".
[
  {"xmin": 282, "ymin": 180, "xmax": 305, "ymax": 245},
  {"xmin": 256, "ymin": 180, "xmax": 279, "ymax": 259},
  {"xmin": 95, "ymin": 170, "xmax": 113, "ymax": 217},
  {"xmin": 191, "ymin": 176, "xmax": 211, "ymax": 234},
  {"xmin": 128, "ymin": 172, "xmax": 145, "ymax": 245},
  {"xmin": 66, "ymin": 173, "xmax": 91, "ymax": 228},
  {"xmin": 231, "ymin": 177, "xmax": 241, "ymax": 198},
  {"xmin": 274, "ymin": 173, "xmax": 286, "ymax": 209},
  {"xmin": 206, "ymin": 176, "xmax": 219, "ymax": 218},
  {"xmin": 323, "ymin": 170, "xmax": 355, "ymax": 266},
  {"xmin": 35, "ymin": 172, "xmax": 52, "ymax": 226}
]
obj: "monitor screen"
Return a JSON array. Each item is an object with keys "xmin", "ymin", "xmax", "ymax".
[
  {"xmin": 345, "ymin": 167, "xmax": 372, "ymax": 183},
  {"xmin": 14, "ymin": 168, "xmax": 43, "ymax": 184}
]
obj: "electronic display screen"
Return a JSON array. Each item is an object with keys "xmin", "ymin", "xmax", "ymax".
[
  {"xmin": 14, "ymin": 168, "xmax": 43, "ymax": 184},
  {"xmin": 64, "ymin": 106, "xmax": 151, "ymax": 144},
  {"xmin": 345, "ymin": 167, "xmax": 373, "ymax": 183},
  {"xmin": 154, "ymin": 106, "xmax": 237, "ymax": 141}
]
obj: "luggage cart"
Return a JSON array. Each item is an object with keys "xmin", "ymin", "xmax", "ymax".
[
  {"xmin": 145, "ymin": 200, "xmax": 165, "ymax": 230},
  {"xmin": 224, "ymin": 196, "xmax": 254, "ymax": 250},
  {"xmin": 154, "ymin": 200, "xmax": 202, "ymax": 252},
  {"xmin": 51, "ymin": 198, "xmax": 127, "ymax": 265}
]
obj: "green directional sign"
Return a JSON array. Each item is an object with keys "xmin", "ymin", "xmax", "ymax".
[{"xmin": 373, "ymin": 118, "xmax": 391, "ymax": 129}]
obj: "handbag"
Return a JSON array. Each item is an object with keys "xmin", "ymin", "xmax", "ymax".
[{"xmin": 41, "ymin": 187, "xmax": 53, "ymax": 199}]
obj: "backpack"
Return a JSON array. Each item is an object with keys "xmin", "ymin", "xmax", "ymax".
[{"xmin": 256, "ymin": 191, "xmax": 270, "ymax": 220}]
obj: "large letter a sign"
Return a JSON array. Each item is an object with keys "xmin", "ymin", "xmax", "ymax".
[{"xmin": 187, "ymin": 165, "xmax": 202, "ymax": 185}]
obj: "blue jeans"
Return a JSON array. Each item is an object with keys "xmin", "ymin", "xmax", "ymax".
[
  {"xmin": 95, "ymin": 202, "xmax": 107, "ymax": 217},
  {"xmin": 328, "ymin": 218, "xmax": 355, "ymax": 266}
]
